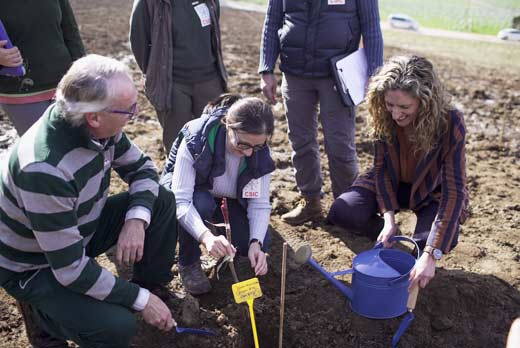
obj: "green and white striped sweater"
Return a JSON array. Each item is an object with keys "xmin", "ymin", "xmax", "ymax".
[{"xmin": 0, "ymin": 104, "xmax": 159, "ymax": 308}]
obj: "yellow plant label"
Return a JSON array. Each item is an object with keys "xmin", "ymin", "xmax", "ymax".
[{"xmin": 232, "ymin": 277, "xmax": 262, "ymax": 303}]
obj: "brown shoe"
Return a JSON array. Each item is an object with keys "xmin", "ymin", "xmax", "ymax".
[
  {"xmin": 281, "ymin": 196, "xmax": 322, "ymax": 225},
  {"xmin": 179, "ymin": 261, "xmax": 212, "ymax": 296},
  {"xmin": 16, "ymin": 301, "xmax": 69, "ymax": 348}
]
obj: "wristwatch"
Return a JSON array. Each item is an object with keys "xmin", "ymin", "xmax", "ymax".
[{"xmin": 423, "ymin": 246, "xmax": 443, "ymax": 260}]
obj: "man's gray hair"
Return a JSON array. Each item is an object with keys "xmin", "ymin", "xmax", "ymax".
[{"xmin": 55, "ymin": 54, "xmax": 133, "ymax": 127}]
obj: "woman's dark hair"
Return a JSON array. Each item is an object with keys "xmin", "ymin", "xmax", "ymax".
[
  {"xmin": 211, "ymin": 93, "xmax": 274, "ymax": 136},
  {"xmin": 204, "ymin": 93, "xmax": 242, "ymax": 114}
]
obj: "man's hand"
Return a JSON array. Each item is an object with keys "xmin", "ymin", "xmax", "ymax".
[
  {"xmin": 409, "ymin": 252, "xmax": 436, "ymax": 290},
  {"xmin": 141, "ymin": 293, "xmax": 176, "ymax": 332},
  {"xmin": 0, "ymin": 40, "xmax": 22, "ymax": 67},
  {"xmin": 116, "ymin": 219, "xmax": 146, "ymax": 266},
  {"xmin": 260, "ymin": 73, "xmax": 277, "ymax": 105},
  {"xmin": 200, "ymin": 231, "xmax": 236, "ymax": 259},
  {"xmin": 248, "ymin": 242, "xmax": 267, "ymax": 276}
]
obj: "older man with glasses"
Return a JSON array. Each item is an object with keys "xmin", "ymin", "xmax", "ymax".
[{"xmin": 0, "ymin": 54, "xmax": 178, "ymax": 348}]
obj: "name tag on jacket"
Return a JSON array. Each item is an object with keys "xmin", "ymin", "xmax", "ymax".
[{"xmin": 194, "ymin": 3, "xmax": 211, "ymax": 27}]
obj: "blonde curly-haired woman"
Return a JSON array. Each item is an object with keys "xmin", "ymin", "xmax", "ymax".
[{"xmin": 327, "ymin": 55, "xmax": 469, "ymax": 290}]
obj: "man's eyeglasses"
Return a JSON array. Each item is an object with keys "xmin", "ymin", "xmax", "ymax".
[
  {"xmin": 105, "ymin": 102, "xmax": 138, "ymax": 119},
  {"xmin": 230, "ymin": 128, "xmax": 268, "ymax": 152}
]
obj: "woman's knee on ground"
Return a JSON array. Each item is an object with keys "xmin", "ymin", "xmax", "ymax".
[{"xmin": 327, "ymin": 192, "xmax": 374, "ymax": 229}]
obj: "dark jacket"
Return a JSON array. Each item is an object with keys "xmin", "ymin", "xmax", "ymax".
[
  {"xmin": 130, "ymin": 0, "xmax": 227, "ymax": 111},
  {"xmin": 160, "ymin": 107, "xmax": 275, "ymax": 208},
  {"xmin": 0, "ymin": 0, "xmax": 85, "ymax": 94},
  {"xmin": 259, "ymin": 0, "xmax": 383, "ymax": 77},
  {"xmin": 354, "ymin": 110, "xmax": 470, "ymax": 253}
]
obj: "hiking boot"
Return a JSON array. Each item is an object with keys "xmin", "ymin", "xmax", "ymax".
[
  {"xmin": 179, "ymin": 261, "xmax": 212, "ymax": 295},
  {"xmin": 16, "ymin": 301, "xmax": 70, "ymax": 348},
  {"xmin": 281, "ymin": 196, "xmax": 322, "ymax": 225}
]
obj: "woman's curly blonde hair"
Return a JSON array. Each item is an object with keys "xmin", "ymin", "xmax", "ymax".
[{"xmin": 366, "ymin": 55, "xmax": 451, "ymax": 154}]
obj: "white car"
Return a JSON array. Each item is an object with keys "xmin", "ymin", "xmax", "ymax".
[
  {"xmin": 497, "ymin": 28, "xmax": 520, "ymax": 41},
  {"xmin": 388, "ymin": 14, "xmax": 419, "ymax": 31}
]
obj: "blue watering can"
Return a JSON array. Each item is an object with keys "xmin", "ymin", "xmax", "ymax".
[{"xmin": 306, "ymin": 236, "xmax": 420, "ymax": 346}]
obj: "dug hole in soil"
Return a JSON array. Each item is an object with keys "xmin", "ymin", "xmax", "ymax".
[{"xmin": 0, "ymin": 1, "xmax": 519, "ymax": 347}]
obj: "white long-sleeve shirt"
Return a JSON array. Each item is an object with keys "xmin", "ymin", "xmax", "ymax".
[{"xmin": 171, "ymin": 138, "xmax": 271, "ymax": 244}]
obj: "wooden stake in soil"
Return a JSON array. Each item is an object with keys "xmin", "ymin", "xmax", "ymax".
[
  {"xmin": 279, "ymin": 242, "xmax": 288, "ymax": 348},
  {"xmin": 220, "ymin": 197, "xmax": 239, "ymax": 283}
]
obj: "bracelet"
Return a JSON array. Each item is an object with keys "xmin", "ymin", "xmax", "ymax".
[{"xmin": 249, "ymin": 238, "xmax": 262, "ymax": 248}]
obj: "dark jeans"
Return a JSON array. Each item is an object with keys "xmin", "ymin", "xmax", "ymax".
[
  {"xmin": 178, "ymin": 189, "xmax": 270, "ymax": 267},
  {"xmin": 0, "ymin": 186, "xmax": 177, "ymax": 348},
  {"xmin": 327, "ymin": 186, "xmax": 459, "ymax": 251}
]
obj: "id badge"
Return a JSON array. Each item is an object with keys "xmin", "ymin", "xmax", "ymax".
[
  {"xmin": 242, "ymin": 178, "xmax": 261, "ymax": 199},
  {"xmin": 328, "ymin": 0, "xmax": 346, "ymax": 4},
  {"xmin": 194, "ymin": 3, "xmax": 211, "ymax": 27}
]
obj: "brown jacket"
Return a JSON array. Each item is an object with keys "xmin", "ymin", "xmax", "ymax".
[
  {"xmin": 129, "ymin": 0, "xmax": 227, "ymax": 111},
  {"xmin": 354, "ymin": 110, "xmax": 470, "ymax": 252}
]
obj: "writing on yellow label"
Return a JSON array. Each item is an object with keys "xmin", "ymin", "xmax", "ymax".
[{"xmin": 232, "ymin": 277, "xmax": 262, "ymax": 303}]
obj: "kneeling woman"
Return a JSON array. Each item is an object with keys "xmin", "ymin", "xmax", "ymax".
[
  {"xmin": 161, "ymin": 94, "xmax": 275, "ymax": 295},
  {"xmin": 328, "ymin": 56, "xmax": 469, "ymax": 290}
]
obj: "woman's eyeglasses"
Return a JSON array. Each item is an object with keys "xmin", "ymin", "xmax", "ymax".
[
  {"xmin": 230, "ymin": 128, "xmax": 268, "ymax": 152},
  {"xmin": 105, "ymin": 102, "xmax": 138, "ymax": 119}
]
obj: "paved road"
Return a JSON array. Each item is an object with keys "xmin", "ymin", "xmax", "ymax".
[{"xmin": 223, "ymin": 0, "xmax": 518, "ymax": 45}]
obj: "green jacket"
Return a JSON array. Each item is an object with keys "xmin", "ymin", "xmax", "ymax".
[
  {"xmin": 0, "ymin": 0, "xmax": 85, "ymax": 94},
  {"xmin": 0, "ymin": 105, "xmax": 160, "ymax": 308}
]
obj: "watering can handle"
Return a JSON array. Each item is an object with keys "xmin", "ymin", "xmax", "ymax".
[
  {"xmin": 383, "ymin": 236, "xmax": 421, "ymax": 288},
  {"xmin": 374, "ymin": 235, "xmax": 420, "ymax": 260}
]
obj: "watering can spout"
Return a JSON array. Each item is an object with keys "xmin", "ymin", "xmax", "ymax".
[
  {"xmin": 308, "ymin": 258, "xmax": 354, "ymax": 300},
  {"xmin": 334, "ymin": 280, "xmax": 353, "ymax": 300}
]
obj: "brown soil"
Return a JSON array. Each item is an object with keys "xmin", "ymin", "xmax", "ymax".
[{"xmin": 1, "ymin": 1, "xmax": 519, "ymax": 347}]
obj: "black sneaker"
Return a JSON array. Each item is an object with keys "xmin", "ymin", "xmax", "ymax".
[{"xmin": 179, "ymin": 261, "xmax": 212, "ymax": 295}]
